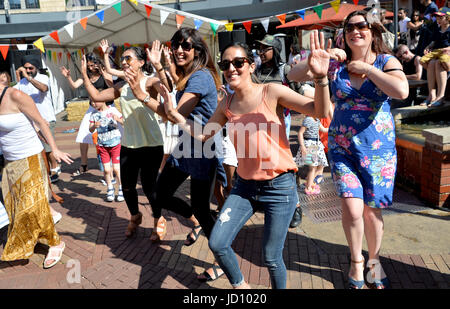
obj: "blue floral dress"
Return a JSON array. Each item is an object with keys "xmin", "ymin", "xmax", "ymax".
[{"xmin": 328, "ymin": 55, "xmax": 397, "ymax": 209}]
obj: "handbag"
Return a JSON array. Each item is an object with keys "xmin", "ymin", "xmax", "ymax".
[{"xmin": 304, "ymin": 136, "xmax": 320, "ymax": 166}]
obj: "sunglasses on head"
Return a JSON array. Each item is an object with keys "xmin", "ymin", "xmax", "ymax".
[
  {"xmin": 171, "ymin": 41, "xmax": 193, "ymax": 51},
  {"xmin": 218, "ymin": 57, "xmax": 249, "ymax": 71},
  {"xmin": 344, "ymin": 21, "xmax": 370, "ymax": 33}
]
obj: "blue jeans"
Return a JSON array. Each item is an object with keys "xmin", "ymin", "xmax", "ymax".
[{"xmin": 208, "ymin": 171, "xmax": 298, "ymax": 289}]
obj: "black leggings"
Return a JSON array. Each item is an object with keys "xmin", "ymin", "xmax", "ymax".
[
  {"xmin": 150, "ymin": 162, "xmax": 217, "ymax": 239},
  {"xmin": 120, "ymin": 145, "xmax": 163, "ymax": 216}
]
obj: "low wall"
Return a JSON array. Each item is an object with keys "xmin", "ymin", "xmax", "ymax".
[{"xmin": 66, "ymin": 99, "xmax": 122, "ymax": 122}]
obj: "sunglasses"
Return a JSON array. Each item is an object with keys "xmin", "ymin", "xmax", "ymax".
[
  {"xmin": 257, "ymin": 47, "xmax": 273, "ymax": 55},
  {"xmin": 120, "ymin": 55, "xmax": 133, "ymax": 64},
  {"xmin": 218, "ymin": 57, "xmax": 249, "ymax": 71},
  {"xmin": 344, "ymin": 21, "xmax": 370, "ymax": 33},
  {"xmin": 171, "ymin": 41, "xmax": 193, "ymax": 51}
]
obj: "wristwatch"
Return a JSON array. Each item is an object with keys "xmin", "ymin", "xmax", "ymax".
[{"xmin": 143, "ymin": 94, "xmax": 150, "ymax": 103}]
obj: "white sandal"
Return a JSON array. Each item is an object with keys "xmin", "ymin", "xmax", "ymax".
[
  {"xmin": 43, "ymin": 241, "xmax": 65, "ymax": 269},
  {"xmin": 366, "ymin": 259, "xmax": 390, "ymax": 289}
]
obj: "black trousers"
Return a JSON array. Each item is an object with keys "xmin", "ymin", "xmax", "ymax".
[
  {"xmin": 150, "ymin": 162, "xmax": 217, "ymax": 239},
  {"xmin": 120, "ymin": 145, "xmax": 163, "ymax": 216}
]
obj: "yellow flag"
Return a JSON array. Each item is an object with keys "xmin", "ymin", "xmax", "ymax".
[
  {"xmin": 225, "ymin": 23, "xmax": 234, "ymax": 32},
  {"xmin": 52, "ymin": 51, "xmax": 57, "ymax": 63},
  {"xmin": 33, "ymin": 38, "xmax": 45, "ymax": 53},
  {"xmin": 331, "ymin": 0, "xmax": 341, "ymax": 14},
  {"xmin": 128, "ymin": 0, "xmax": 138, "ymax": 6}
]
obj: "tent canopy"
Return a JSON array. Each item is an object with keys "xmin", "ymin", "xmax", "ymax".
[
  {"xmin": 38, "ymin": 0, "xmax": 225, "ymax": 114},
  {"xmin": 277, "ymin": 4, "xmax": 394, "ymax": 30}
]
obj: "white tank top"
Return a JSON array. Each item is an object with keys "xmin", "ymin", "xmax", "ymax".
[{"xmin": 0, "ymin": 112, "xmax": 44, "ymax": 161}]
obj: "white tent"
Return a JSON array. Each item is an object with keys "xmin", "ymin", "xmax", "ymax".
[{"xmin": 37, "ymin": 0, "xmax": 225, "ymax": 114}]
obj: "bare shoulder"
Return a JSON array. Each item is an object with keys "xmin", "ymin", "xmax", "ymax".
[
  {"xmin": 9, "ymin": 87, "xmax": 26, "ymax": 101},
  {"xmin": 384, "ymin": 55, "xmax": 403, "ymax": 69}
]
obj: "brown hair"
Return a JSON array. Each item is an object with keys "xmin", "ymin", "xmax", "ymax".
[
  {"xmin": 343, "ymin": 10, "xmax": 392, "ymax": 61},
  {"xmin": 0, "ymin": 71, "xmax": 11, "ymax": 85},
  {"xmin": 171, "ymin": 28, "xmax": 221, "ymax": 91}
]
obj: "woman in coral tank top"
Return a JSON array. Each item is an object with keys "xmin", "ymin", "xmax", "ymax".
[{"xmin": 161, "ymin": 30, "xmax": 332, "ymax": 289}]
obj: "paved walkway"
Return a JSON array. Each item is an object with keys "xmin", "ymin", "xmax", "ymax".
[{"xmin": 0, "ymin": 112, "xmax": 449, "ymax": 289}]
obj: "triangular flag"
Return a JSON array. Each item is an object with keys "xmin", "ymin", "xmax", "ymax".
[
  {"xmin": 16, "ymin": 44, "xmax": 28, "ymax": 51},
  {"xmin": 52, "ymin": 51, "xmax": 57, "ymax": 63},
  {"xmin": 0, "ymin": 45, "xmax": 9, "ymax": 60},
  {"xmin": 331, "ymin": 0, "xmax": 341, "ymax": 14},
  {"xmin": 225, "ymin": 23, "xmax": 234, "ymax": 32},
  {"xmin": 67, "ymin": 52, "xmax": 71, "ymax": 61},
  {"xmin": 295, "ymin": 10, "xmax": 305, "ymax": 20},
  {"xmin": 128, "ymin": 0, "xmax": 138, "ymax": 6},
  {"xmin": 47, "ymin": 50, "xmax": 52, "ymax": 60},
  {"xmin": 113, "ymin": 2, "xmax": 122, "ymax": 15},
  {"xmin": 49, "ymin": 31, "xmax": 60, "ymax": 44},
  {"xmin": 145, "ymin": 5, "xmax": 152, "ymax": 18},
  {"xmin": 210, "ymin": 23, "xmax": 220, "ymax": 36},
  {"xmin": 313, "ymin": 4, "xmax": 324, "ymax": 19},
  {"xmin": 64, "ymin": 24, "xmax": 74, "ymax": 39},
  {"xmin": 77, "ymin": 50, "xmax": 82, "ymax": 59},
  {"xmin": 96, "ymin": 11, "xmax": 105, "ymax": 24},
  {"xmin": 260, "ymin": 18, "xmax": 270, "ymax": 33},
  {"xmin": 243, "ymin": 21, "xmax": 252, "ymax": 34},
  {"xmin": 58, "ymin": 52, "xmax": 62, "ymax": 62},
  {"xmin": 33, "ymin": 38, "xmax": 45, "ymax": 53},
  {"xmin": 160, "ymin": 10, "xmax": 170, "ymax": 25},
  {"xmin": 194, "ymin": 19, "xmax": 203, "ymax": 30},
  {"xmin": 176, "ymin": 15, "xmax": 185, "ymax": 29},
  {"xmin": 276, "ymin": 14, "xmax": 286, "ymax": 25},
  {"xmin": 80, "ymin": 17, "xmax": 88, "ymax": 30},
  {"xmin": 352, "ymin": 0, "xmax": 359, "ymax": 5}
]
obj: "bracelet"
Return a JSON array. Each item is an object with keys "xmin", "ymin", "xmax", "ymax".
[
  {"xmin": 313, "ymin": 77, "xmax": 329, "ymax": 87},
  {"xmin": 157, "ymin": 67, "xmax": 164, "ymax": 72}
]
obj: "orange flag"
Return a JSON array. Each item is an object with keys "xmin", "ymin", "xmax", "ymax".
[
  {"xmin": 176, "ymin": 15, "xmax": 185, "ymax": 29},
  {"xmin": 243, "ymin": 21, "xmax": 252, "ymax": 34},
  {"xmin": 80, "ymin": 17, "xmax": 88, "ymax": 30},
  {"xmin": 0, "ymin": 45, "xmax": 9, "ymax": 60},
  {"xmin": 49, "ymin": 31, "xmax": 60, "ymax": 44},
  {"xmin": 276, "ymin": 14, "xmax": 286, "ymax": 25},
  {"xmin": 145, "ymin": 5, "xmax": 152, "ymax": 18}
]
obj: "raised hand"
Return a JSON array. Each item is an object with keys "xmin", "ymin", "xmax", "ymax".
[
  {"xmin": 99, "ymin": 39, "xmax": 110, "ymax": 54},
  {"xmin": 326, "ymin": 38, "xmax": 347, "ymax": 62},
  {"xmin": 162, "ymin": 45, "xmax": 173, "ymax": 67},
  {"xmin": 81, "ymin": 54, "xmax": 87, "ymax": 76},
  {"xmin": 124, "ymin": 67, "xmax": 140, "ymax": 92},
  {"xmin": 160, "ymin": 84, "xmax": 174, "ymax": 115},
  {"xmin": 60, "ymin": 66, "xmax": 70, "ymax": 78},
  {"xmin": 307, "ymin": 30, "xmax": 331, "ymax": 78},
  {"xmin": 147, "ymin": 40, "xmax": 163, "ymax": 66}
]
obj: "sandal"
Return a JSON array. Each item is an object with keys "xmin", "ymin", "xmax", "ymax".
[
  {"xmin": 313, "ymin": 175, "xmax": 324, "ymax": 184},
  {"xmin": 150, "ymin": 216, "xmax": 167, "ymax": 243},
  {"xmin": 366, "ymin": 259, "xmax": 390, "ymax": 289},
  {"xmin": 197, "ymin": 264, "xmax": 225, "ymax": 282},
  {"xmin": 72, "ymin": 164, "xmax": 88, "ymax": 176},
  {"xmin": 125, "ymin": 212, "xmax": 142, "ymax": 238},
  {"xmin": 348, "ymin": 258, "xmax": 365, "ymax": 289},
  {"xmin": 428, "ymin": 98, "xmax": 444, "ymax": 108},
  {"xmin": 305, "ymin": 185, "xmax": 320, "ymax": 195},
  {"xmin": 184, "ymin": 225, "xmax": 202, "ymax": 246},
  {"xmin": 43, "ymin": 241, "xmax": 65, "ymax": 269}
]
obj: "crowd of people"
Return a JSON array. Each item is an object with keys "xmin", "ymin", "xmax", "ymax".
[{"xmin": 0, "ymin": 3, "xmax": 447, "ymax": 289}]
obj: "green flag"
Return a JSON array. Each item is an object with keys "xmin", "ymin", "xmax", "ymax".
[
  {"xmin": 313, "ymin": 4, "xmax": 324, "ymax": 19},
  {"xmin": 113, "ymin": 2, "xmax": 121, "ymax": 15},
  {"xmin": 210, "ymin": 23, "xmax": 219, "ymax": 36}
]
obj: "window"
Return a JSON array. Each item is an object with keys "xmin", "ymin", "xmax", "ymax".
[
  {"xmin": 25, "ymin": 0, "xmax": 40, "ymax": 8},
  {"xmin": 9, "ymin": 0, "xmax": 21, "ymax": 9},
  {"xmin": 0, "ymin": 1, "xmax": 4, "ymax": 10},
  {"xmin": 67, "ymin": 0, "xmax": 96, "ymax": 7}
]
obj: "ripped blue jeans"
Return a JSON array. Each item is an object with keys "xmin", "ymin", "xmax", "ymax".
[{"xmin": 208, "ymin": 171, "xmax": 298, "ymax": 289}]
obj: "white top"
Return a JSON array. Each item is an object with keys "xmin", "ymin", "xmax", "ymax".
[
  {"xmin": 14, "ymin": 73, "xmax": 56, "ymax": 122},
  {"xmin": 0, "ymin": 113, "xmax": 43, "ymax": 161},
  {"xmin": 399, "ymin": 17, "xmax": 411, "ymax": 33}
]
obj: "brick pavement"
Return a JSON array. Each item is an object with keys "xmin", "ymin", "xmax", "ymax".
[{"xmin": 0, "ymin": 113, "xmax": 449, "ymax": 289}]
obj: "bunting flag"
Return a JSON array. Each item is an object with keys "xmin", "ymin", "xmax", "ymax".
[
  {"xmin": 128, "ymin": 0, "xmax": 138, "ymax": 6},
  {"xmin": 243, "ymin": 21, "xmax": 252, "ymax": 34},
  {"xmin": 52, "ymin": 51, "xmax": 57, "ymax": 63},
  {"xmin": 276, "ymin": 14, "xmax": 286, "ymax": 25},
  {"xmin": 260, "ymin": 18, "xmax": 270, "ymax": 33},
  {"xmin": 64, "ymin": 24, "xmax": 74, "ymax": 39},
  {"xmin": 47, "ymin": 50, "xmax": 52, "ymax": 60},
  {"xmin": 331, "ymin": 0, "xmax": 341, "ymax": 13},
  {"xmin": 313, "ymin": 4, "xmax": 324, "ymax": 19},
  {"xmin": 145, "ymin": 5, "xmax": 152, "ymax": 18},
  {"xmin": 113, "ymin": 2, "xmax": 122, "ymax": 15},
  {"xmin": 67, "ymin": 52, "xmax": 71, "ymax": 61},
  {"xmin": 0, "ymin": 45, "xmax": 9, "ymax": 60},
  {"xmin": 210, "ymin": 23, "xmax": 220, "ymax": 36},
  {"xmin": 160, "ymin": 10, "xmax": 170, "ymax": 25},
  {"xmin": 194, "ymin": 19, "xmax": 203, "ymax": 30},
  {"xmin": 225, "ymin": 23, "xmax": 234, "ymax": 32},
  {"xmin": 80, "ymin": 17, "xmax": 88, "ymax": 30},
  {"xmin": 96, "ymin": 11, "xmax": 105, "ymax": 24},
  {"xmin": 58, "ymin": 52, "xmax": 62, "ymax": 63},
  {"xmin": 77, "ymin": 50, "xmax": 82, "ymax": 59},
  {"xmin": 352, "ymin": 0, "xmax": 359, "ymax": 5},
  {"xmin": 16, "ymin": 44, "xmax": 28, "ymax": 51},
  {"xmin": 295, "ymin": 10, "xmax": 305, "ymax": 20},
  {"xmin": 49, "ymin": 31, "xmax": 60, "ymax": 44},
  {"xmin": 33, "ymin": 38, "xmax": 45, "ymax": 53},
  {"xmin": 176, "ymin": 15, "xmax": 185, "ymax": 29}
]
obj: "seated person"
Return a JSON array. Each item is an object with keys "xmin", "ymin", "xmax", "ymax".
[{"xmin": 395, "ymin": 44, "xmax": 424, "ymax": 105}]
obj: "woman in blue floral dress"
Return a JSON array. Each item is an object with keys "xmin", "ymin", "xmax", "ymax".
[{"xmin": 288, "ymin": 10, "xmax": 409, "ymax": 289}]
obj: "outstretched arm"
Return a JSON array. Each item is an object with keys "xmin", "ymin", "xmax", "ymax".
[
  {"xmin": 99, "ymin": 39, "xmax": 125, "ymax": 78},
  {"xmin": 60, "ymin": 66, "xmax": 83, "ymax": 89}
]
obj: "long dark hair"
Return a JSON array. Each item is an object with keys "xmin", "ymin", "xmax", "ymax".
[
  {"xmin": 85, "ymin": 52, "xmax": 103, "ymax": 77},
  {"xmin": 171, "ymin": 27, "xmax": 221, "ymax": 91},
  {"xmin": 342, "ymin": 10, "xmax": 392, "ymax": 61},
  {"xmin": 123, "ymin": 46, "xmax": 153, "ymax": 74}
]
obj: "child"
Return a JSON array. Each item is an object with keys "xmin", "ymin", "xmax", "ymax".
[
  {"xmin": 294, "ymin": 116, "xmax": 329, "ymax": 195},
  {"xmin": 89, "ymin": 100, "xmax": 124, "ymax": 202}
]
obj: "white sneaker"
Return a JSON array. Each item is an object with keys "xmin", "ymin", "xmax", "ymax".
[
  {"xmin": 106, "ymin": 188, "xmax": 115, "ymax": 202},
  {"xmin": 116, "ymin": 190, "xmax": 124, "ymax": 202},
  {"xmin": 52, "ymin": 212, "xmax": 62, "ymax": 224}
]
